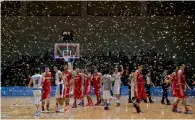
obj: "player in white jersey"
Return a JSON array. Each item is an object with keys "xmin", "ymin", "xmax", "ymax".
[
  {"xmin": 54, "ymin": 66, "xmax": 65, "ymax": 113},
  {"xmin": 112, "ymin": 65, "xmax": 124, "ymax": 106},
  {"xmin": 28, "ymin": 68, "xmax": 42, "ymax": 117}
]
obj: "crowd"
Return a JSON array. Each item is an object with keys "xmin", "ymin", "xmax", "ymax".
[{"xmin": 1, "ymin": 50, "xmax": 194, "ymax": 86}]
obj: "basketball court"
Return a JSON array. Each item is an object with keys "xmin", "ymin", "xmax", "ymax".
[{"xmin": 1, "ymin": 96, "xmax": 195, "ymax": 119}]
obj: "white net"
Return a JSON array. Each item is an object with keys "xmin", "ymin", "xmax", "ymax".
[{"xmin": 63, "ymin": 55, "xmax": 70, "ymax": 62}]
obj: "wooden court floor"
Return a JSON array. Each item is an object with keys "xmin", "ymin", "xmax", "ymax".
[{"xmin": 1, "ymin": 96, "xmax": 195, "ymax": 119}]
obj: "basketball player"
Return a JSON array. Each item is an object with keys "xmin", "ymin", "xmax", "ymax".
[
  {"xmin": 133, "ymin": 64, "xmax": 147, "ymax": 113},
  {"xmin": 42, "ymin": 67, "xmax": 52, "ymax": 112},
  {"xmin": 170, "ymin": 67, "xmax": 178, "ymax": 101},
  {"xmin": 78, "ymin": 69, "xmax": 85, "ymax": 106},
  {"xmin": 91, "ymin": 69, "xmax": 102, "ymax": 105},
  {"xmin": 112, "ymin": 65, "xmax": 124, "ymax": 106},
  {"xmin": 145, "ymin": 71, "xmax": 154, "ymax": 103},
  {"xmin": 28, "ymin": 68, "xmax": 42, "ymax": 116},
  {"xmin": 54, "ymin": 66, "xmax": 65, "ymax": 112},
  {"xmin": 84, "ymin": 69, "xmax": 93, "ymax": 106},
  {"xmin": 128, "ymin": 71, "xmax": 134, "ymax": 103},
  {"xmin": 72, "ymin": 68, "xmax": 84, "ymax": 108},
  {"xmin": 63, "ymin": 64, "xmax": 72, "ymax": 108},
  {"xmin": 102, "ymin": 69, "xmax": 112, "ymax": 110},
  {"xmin": 161, "ymin": 69, "xmax": 171, "ymax": 105},
  {"xmin": 172, "ymin": 62, "xmax": 193, "ymax": 114}
]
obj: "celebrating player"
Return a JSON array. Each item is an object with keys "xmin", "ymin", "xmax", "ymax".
[
  {"xmin": 112, "ymin": 65, "xmax": 124, "ymax": 106},
  {"xmin": 42, "ymin": 67, "xmax": 52, "ymax": 112},
  {"xmin": 54, "ymin": 66, "xmax": 65, "ymax": 112},
  {"xmin": 91, "ymin": 69, "xmax": 102, "ymax": 105},
  {"xmin": 172, "ymin": 62, "xmax": 193, "ymax": 114},
  {"xmin": 102, "ymin": 69, "xmax": 112, "ymax": 110},
  {"xmin": 133, "ymin": 64, "xmax": 147, "ymax": 113},
  {"xmin": 84, "ymin": 69, "xmax": 93, "ymax": 106},
  {"xmin": 63, "ymin": 64, "xmax": 72, "ymax": 108},
  {"xmin": 28, "ymin": 68, "xmax": 42, "ymax": 117},
  {"xmin": 72, "ymin": 68, "xmax": 84, "ymax": 108}
]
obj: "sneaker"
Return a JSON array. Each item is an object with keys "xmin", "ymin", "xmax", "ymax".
[
  {"xmin": 59, "ymin": 108, "xmax": 64, "ymax": 113},
  {"xmin": 35, "ymin": 112, "xmax": 40, "ymax": 117},
  {"xmin": 78, "ymin": 102, "xmax": 82, "ymax": 106},
  {"xmin": 86, "ymin": 103, "xmax": 93, "ymax": 106},
  {"xmin": 72, "ymin": 105, "xmax": 77, "ymax": 108},
  {"xmin": 167, "ymin": 102, "xmax": 171, "ymax": 105},
  {"xmin": 46, "ymin": 109, "xmax": 50, "ymax": 113},
  {"xmin": 184, "ymin": 110, "xmax": 193, "ymax": 114},
  {"xmin": 172, "ymin": 108, "xmax": 181, "ymax": 113},
  {"xmin": 116, "ymin": 102, "xmax": 120, "ymax": 106},
  {"xmin": 95, "ymin": 101, "xmax": 101, "ymax": 105},
  {"xmin": 41, "ymin": 109, "xmax": 45, "ymax": 113},
  {"xmin": 133, "ymin": 103, "xmax": 141, "ymax": 113},
  {"xmin": 128, "ymin": 100, "xmax": 133, "ymax": 103},
  {"xmin": 161, "ymin": 101, "xmax": 165, "ymax": 104},
  {"xmin": 104, "ymin": 106, "xmax": 110, "ymax": 110}
]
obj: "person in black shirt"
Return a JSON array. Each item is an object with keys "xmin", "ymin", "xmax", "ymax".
[{"xmin": 161, "ymin": 70, "xmax": 171, "ymax": 105}]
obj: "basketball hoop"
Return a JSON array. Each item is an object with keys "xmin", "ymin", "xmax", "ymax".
[{"xmin": 63, "ymin": 55, "xmax": 70, "ymax": 62}]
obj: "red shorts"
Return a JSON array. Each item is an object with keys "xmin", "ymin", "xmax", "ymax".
[
  {"xmin": 63, "ymin": 87, "xmax": 70, "ymax": 98},
  {"xmin": 176, "ymin": 89, "xmax": 186, "ymax": 99},
  {"xmin": 94, "ymin": 86, "xmax": 101, "ymax": 95},
  {"xmin": 85, "ymin": 85, "xmax": 91, "ymax": 95},
  {"xmin": 171, "ymin": 84, "xmax": 177, "ymax": 97},
  {"xmin": 134, "ymin": 88, "xmax": 147, "ymax": 101},
  {"xmin": 42, "ymin": 87, "xmax": 51, "ymax": 100},
  {"xmin": 74, "ymin": 89, "xmax": 83, "ymax": 99}
]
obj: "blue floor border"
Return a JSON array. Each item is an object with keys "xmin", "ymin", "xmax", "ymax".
[{"xmin": 1, "ymin": 86, "xmax": 195, "ymax": 97}]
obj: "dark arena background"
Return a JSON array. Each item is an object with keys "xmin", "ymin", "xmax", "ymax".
[{"xmin": 1, "ymin": 1, "xmax": 195, "ymax": 119}]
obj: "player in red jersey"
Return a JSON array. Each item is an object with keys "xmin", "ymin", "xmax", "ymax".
[
  {"xmin": 91, "ymin": 69, "xmax": 102, "ymax": 105},
  {"xmin": 42, "ymin": 67, "xmax": 52, "ymax": 112},
  {"xmin": 170, "ymin": 67, "xmax": 178, "ymax": 99},
  {"xmin": 133, "ymin": 64, "xmax": 147, "ymax": 113},
  {"xmin": 72, "ymin": 68, "xmax": 84, "ymax": 108},
  {"xmin": 63, "ymin": 64, "xmax": 72, "ymax": 107},
  {"xmin": 172, "ymin": 62, "xmax": 192, "ymax": 114},
  {"xmin": 84, "ymin": 69, "xmax": 93, "ymax": 106}
]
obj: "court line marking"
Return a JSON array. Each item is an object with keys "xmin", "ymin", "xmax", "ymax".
[{"xmin": 10, "ymin": 105, "xmax": 34, "ymax": 107}]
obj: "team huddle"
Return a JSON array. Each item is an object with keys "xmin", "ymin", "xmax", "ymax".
[{"xmin": 28, "ymin": 62, "xmax": 193, "ymax": 117}]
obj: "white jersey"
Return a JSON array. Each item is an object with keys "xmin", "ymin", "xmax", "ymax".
[
  {"xmin": 112, "ymin": 72, "xmax": 121, "ymax": 86},
  {"xmin": 55, "ymin": 70, "xmax": 63, "ymax": 84},
  {"xmin": 146, "ymin": 75, "xmax": 151, "ymax": 85},
  {"xmin": 31, "ymin": 74, "xmax": 42, "ymax": 89}
]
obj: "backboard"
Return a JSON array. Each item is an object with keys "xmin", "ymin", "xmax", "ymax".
[{"xmin": 54, "ymin": 43, "xmax": 80, "ymax": 60}]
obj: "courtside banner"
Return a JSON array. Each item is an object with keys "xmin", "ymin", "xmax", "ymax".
[{"xmin": 1, "ymin": 86, "xmax": 195, "ymax": 96}]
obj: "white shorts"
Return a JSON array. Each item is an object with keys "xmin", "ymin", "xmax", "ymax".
[
  {"xmin": 33, "ymin": 90, "xmax": 42, "ymax": 105},
  {"xmin": 103, "ymin": 90, "xmax": 111, "ymax": 99},
  {"xmin": 114, "ymin": 85, "xmax": 120, "ymax": 95},
  {"xmin": 55, "ymin": 83, "xmax": 64, "ymax": 98}
]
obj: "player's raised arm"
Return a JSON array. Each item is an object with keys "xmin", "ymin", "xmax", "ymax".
[
  {"xmin": 42, "ymin": 73, "xmax": 45, "ymax": 82},
  {"xmin": 120, "ymin": 65, "xmax": 124, "ymax": 75}
]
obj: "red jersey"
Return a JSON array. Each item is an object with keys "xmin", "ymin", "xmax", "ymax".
[
  {"xmin": 92, "ymin": 73, "xmax": 102, "ymax": 88},
  {"xmin": 178, "ymin": 70, "xmax": 186, "ymax": 89},
  {"xmin": 64, "ymin": 70, "xmax": 72, "ymax": 87},
  {"xmin": 85, "ymin": 73, "xmax": 91, "ymax": 87},
  {"xmin": 42, "ymin": 72, "xmax": 52, "ymax": 87},
  {"xmin": 74, "ymin": 73, "xmax": 83, "ymax": 98},
  {"xmin": 134, "ymin": 70, "xmax": 147, "ymax": 100},
  {"xmin": 137, "ymin": 71, "xmax": 145, "ymax": 88}
]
